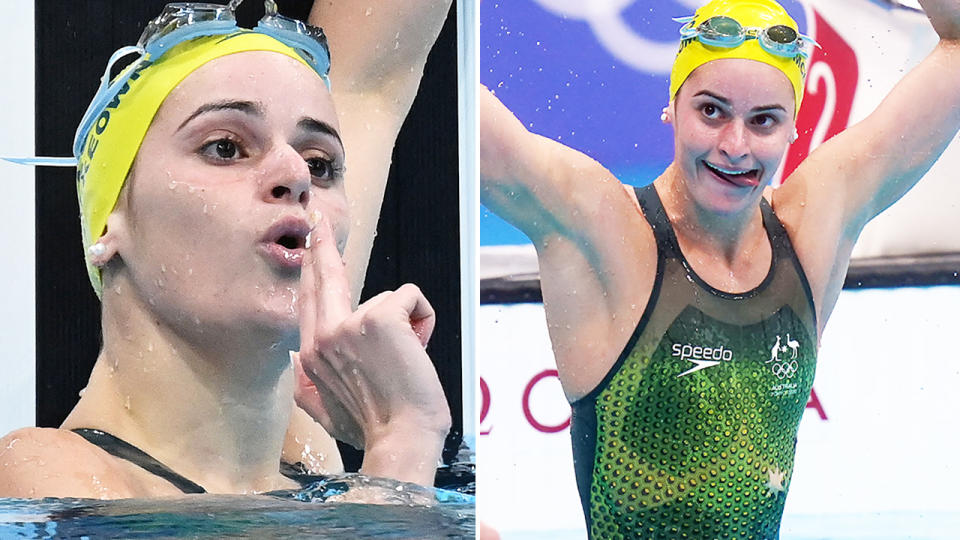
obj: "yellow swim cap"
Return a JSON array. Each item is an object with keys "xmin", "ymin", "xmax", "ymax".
[
  {"xmin": 77, "ymin": 32, "xmax": 314, "ymax": 296},
  {"xmin": 669, "ymin": 0, "xmax": 808, "ymax": 115}
]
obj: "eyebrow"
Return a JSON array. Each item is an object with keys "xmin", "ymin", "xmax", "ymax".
[
  {"xmin": 693, "ymin": 90, "xmax": 787, "ymax": 114},
  {"xmin": 177, "ymin": 100, "xmax": 263, "ymax": 131},
  {"xmin": 297, "ymin": 117, "xmax": 344, "ymax": 151}
]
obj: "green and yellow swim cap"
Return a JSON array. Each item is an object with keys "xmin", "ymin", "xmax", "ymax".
[
  {"xmin": 669, "ymin": 0, "xmax": 808, "ymax": 115},
  {"xmin": 77, "ymin": 32, "xmax": 315, "ymax": 296}
]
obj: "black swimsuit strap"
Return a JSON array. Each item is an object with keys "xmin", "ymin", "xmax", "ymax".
[
  {"xmin": 634, "ymin": 184, "xmax": 678, "ymax": 258},
  {"xmin": 71, "ymin": 428, "xmax": 207, "ymax": 494}
]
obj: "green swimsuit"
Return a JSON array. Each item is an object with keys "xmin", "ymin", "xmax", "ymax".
[{"xmin": 570, "ymin": 185, "xmax": 818, "ymax": 539}]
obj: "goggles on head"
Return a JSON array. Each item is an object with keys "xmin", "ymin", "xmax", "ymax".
[
  {"xmin": 70, "ymin": 0, "xmax": 331, "ymax": 162},
  {"xmin": 675, "ymin": 15, "xmax": 818, "ymax": 60}
]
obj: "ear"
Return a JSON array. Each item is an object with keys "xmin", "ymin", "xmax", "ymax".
[
  {"xmin": 661, "ymin": 102, "xmax": 675, "ymax": 125},
  {"xmin": 88, "ymin": 209, "xmax": 130, "ymax": 268}
]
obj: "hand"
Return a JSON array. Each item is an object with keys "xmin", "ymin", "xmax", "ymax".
[
  {"xmin": 292, "ymin": 214, "xmax": 451, "ymax": 485},
  {"xmin": 920, "ymin": 0, "xmax": 960, "ymax": 41}
]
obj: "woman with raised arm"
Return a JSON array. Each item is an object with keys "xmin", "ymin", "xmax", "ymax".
[
  {"xmin": 0, "ymin": 0, "xmax": 451, "ymax": 498},
  {"xmin": 481, "ymin": 0, "xmax": 960, "ymax": 536}
]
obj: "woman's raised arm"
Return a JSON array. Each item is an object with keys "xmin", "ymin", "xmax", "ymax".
[
  {"xmin": 783, "ymin": 0, "xmax": 960, "ymax": 236},
  {"xmin": 480, "ymin": 86, "xmax": 619, "ymax": 246},
  {"xmin": 309, "ymin": 0, "xmax": 453, "ymax": 300}
]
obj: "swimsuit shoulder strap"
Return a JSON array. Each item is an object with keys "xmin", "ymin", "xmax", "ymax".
[
  {"xmin": 759, "ymin": 195, "xmax": 819, "ymax": 329},
  {"xmin": 633, "ymin": 183, "xmax": 681, "ymax": 259},
  {"xmin": 71, "ymin": 428, "xmax": 206, "ymax": 494}
]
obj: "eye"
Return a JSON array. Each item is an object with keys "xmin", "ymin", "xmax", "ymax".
[
  {"xmin": 751, "ymin": 114, "xmax": 779, "ymax": 129},
  {"xmin": 305, "ymin": 156, "xmax": 343, "ymax": 185},
  {"xmin": 199, "ymin": 137, "xmax": 245, "ymax": 162},
  {"xmin": 700, "ymin": 103, "xmax": 724, "ymax": 120}
]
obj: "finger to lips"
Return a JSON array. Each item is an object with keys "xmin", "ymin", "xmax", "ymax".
[{"xmin": 309, "ymin": 215, "xmax": 353, "ymax": 334}]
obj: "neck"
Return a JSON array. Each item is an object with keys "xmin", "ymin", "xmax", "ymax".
[
  {"xmin": 63, "ymin": 279, "xmax": 298, "ymax": 494},
  {"xmin": 656, "ymin": 162, "xmax": 766, "ymax": 263}
]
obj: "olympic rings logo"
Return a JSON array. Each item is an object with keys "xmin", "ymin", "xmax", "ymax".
[
  {"xmin": 529, "ymin": 0, "xmax": 704, "ymax": 73},
  {"xmin": 771, "ymin": 360, "xmax": 799, "ymax": 379}
]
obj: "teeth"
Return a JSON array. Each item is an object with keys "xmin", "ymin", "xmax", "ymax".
[{"xmin": 707, "ymin": 163, "xmax": 753, "ymax": 175}]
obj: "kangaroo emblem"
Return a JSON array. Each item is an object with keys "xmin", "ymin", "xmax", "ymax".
[{"xmin": 769, "ymin": 335, "xmax": 781, "ymax": 363}]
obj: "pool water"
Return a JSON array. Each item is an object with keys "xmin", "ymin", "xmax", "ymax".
[{"xmin": 0, "ymin": 475, "xmax": 475, "ymax": 539}]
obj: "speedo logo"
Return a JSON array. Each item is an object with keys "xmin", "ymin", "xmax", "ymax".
[{"xmin": 672, "ymin": 343, "xmax": 733, "ymax": 378}]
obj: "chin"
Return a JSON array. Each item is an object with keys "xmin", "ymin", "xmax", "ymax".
[{"xmin": 255, "ymin": 292, "xmax": 301, "ymax": 329}]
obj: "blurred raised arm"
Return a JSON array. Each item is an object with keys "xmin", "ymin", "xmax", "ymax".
[{"xmin": 309, "ymin": 0, "xmax": 453, "ymax": 300}]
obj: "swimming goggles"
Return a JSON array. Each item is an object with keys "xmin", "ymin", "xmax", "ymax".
[
  {"xmin": 8, "ymin": 0, "xmax": 331, "ymax": 168},
  {"xmin": 675, "ymin": 15, "xmax": 818, "ymax": 60}
]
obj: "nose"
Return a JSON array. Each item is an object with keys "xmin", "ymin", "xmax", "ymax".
[
  {"xmin": 262, "ymin": 144, "xmax": 310, "ymax": 207},
  {"xmin": 717, "ymin": 119, "xmax": 749, "ymax": 162}
]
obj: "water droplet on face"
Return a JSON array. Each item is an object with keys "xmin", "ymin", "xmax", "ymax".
[
  {"xmin": 124, "ymin": 396, "xmax": 131, "ymax": 410},
  {"xmin": 365, "ymin": 7, "xmax": 372, "ymax": 15}
]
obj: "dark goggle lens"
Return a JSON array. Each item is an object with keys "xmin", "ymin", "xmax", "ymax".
[{"xmin": 765, "ymin": 25, "xmax": 798, "ymax": 45}]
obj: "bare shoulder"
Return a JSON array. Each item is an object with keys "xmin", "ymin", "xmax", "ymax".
[
  {"xmin": 769, "ymin": 171, "xmax": 858, "ymax": 333},
  {"xmin": 0, "ymin": 427, "xmax": 135, "ymax": 499}
]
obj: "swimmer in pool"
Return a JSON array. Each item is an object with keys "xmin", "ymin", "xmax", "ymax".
[
  {"xmin": 480, "ymin": 0, "xmax": 960, "ymax": 536},
  {"xmin": 0, "ymin": 0, "xmax": 452, "ymax": 497}
]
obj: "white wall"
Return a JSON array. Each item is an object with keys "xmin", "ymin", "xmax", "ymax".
[{"xmin": 0, "ymin": 3, "xmax": 35, "ymax": 435}]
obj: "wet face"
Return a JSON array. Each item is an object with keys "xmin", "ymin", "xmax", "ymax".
[
  {"xmin": 671, "ymin": 58, "xmax": 796, "ymax": 215},
  {"xmin": 111, "ymin": 51, "xmax": 346, "ymax": 342}
]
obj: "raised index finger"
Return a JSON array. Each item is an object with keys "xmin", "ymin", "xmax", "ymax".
[{"xmin": 301, "ymin": 213, "xmax": 352, "ymax": 337}]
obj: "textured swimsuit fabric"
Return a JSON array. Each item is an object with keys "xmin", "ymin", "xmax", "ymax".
[{"xmin": 570, "ymin": 185, "xmax": 818, "ymax": 539}]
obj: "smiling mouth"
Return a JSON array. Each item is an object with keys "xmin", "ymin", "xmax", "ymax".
[{"xmin": 703, "ymin": 161, "xmax": 760, "ymax": 187}]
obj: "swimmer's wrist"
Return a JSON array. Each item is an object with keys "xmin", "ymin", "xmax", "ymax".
[{"xmin": 359, "ymin": 418, "xmax": 449, "ymax": 487}]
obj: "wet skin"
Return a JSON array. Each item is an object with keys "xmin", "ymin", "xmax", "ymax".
[
  {"xmin": 112, "ymin": 51, "xmax": 349, "ymax": 352},
  {"xmin": 669, "ymin": 59, "xmax": 795, "ymax": 219}
]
